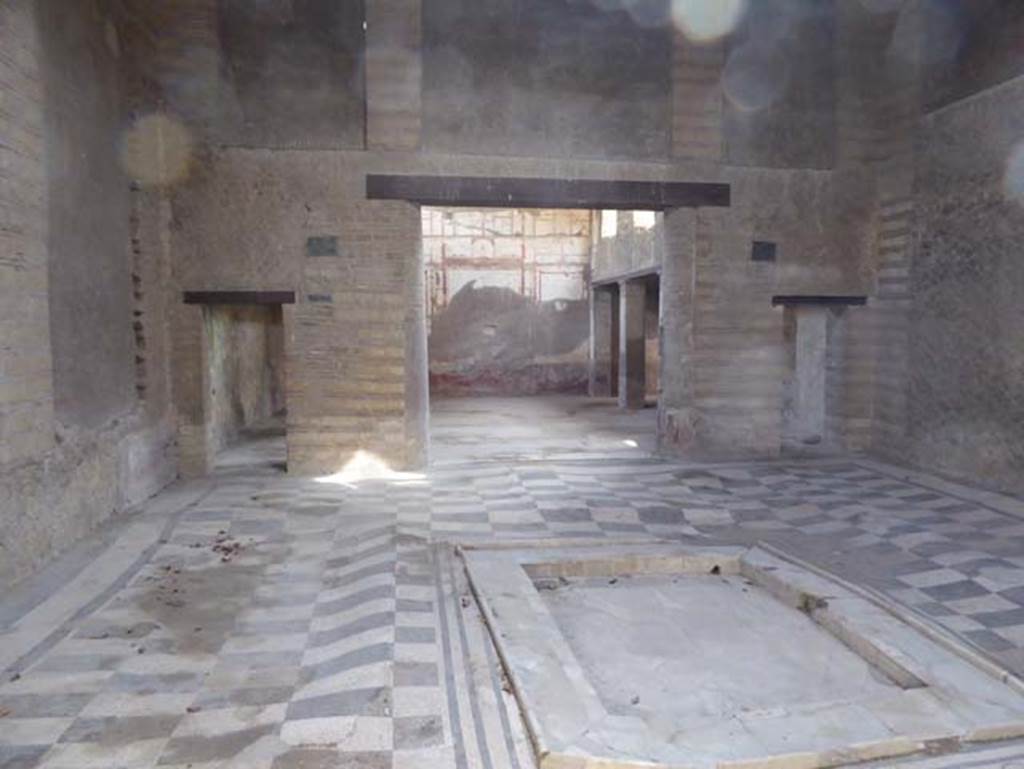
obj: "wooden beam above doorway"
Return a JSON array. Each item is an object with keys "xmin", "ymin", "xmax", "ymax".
[
  {"xmin": 183, "ymin": 291, "xmax": 296, "ymax": 305},
  {"xmin": 365, "ymin": 174, "xmax": 731, "ymax": 210}
]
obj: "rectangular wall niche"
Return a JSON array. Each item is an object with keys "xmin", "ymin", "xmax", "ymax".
[{"xmin": 775, "ymin": 295, "xmax": 866, "ymax": 454}]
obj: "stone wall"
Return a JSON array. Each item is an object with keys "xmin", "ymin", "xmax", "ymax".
[
  {"xmin": 170, "ymin": 149, "xmax": 421, "ymax": 476},
  {"xmin": 120, "ymin": 0, "xmax": 876, "ymax": 477},
  {"xmin": 907, "ymin": 75, "xmax": 1024, "ymax": 493},
  {"xmin": 423, "ymin": 207, "xmax": 591, "ymax": 396},
  {"xmin": 828, "ymin": 1, "xmax": 1024, "ymax": 493},
  {"xmin": 40, "ymin": 0, "xmax": 136, "ymax": 428},
  {"xmin": 172, "ymin": 143, "xmax": 873, "ymax": 472},
  {"xmin": 0, "ymin": 0, "xmax": 53, "ymax": 469},
  {"xmin": 0, "ymin": 0, "xmax": 177, "ymax": 587},
  {"xmin": 420, "ymin": 0, "xmax": 671, "ymax": 160},
  {"xmin": 658, "ymin": 165, "xmax": 873, "ymax": 459}
]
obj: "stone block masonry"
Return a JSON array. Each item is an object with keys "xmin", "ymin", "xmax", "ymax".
[
  {"xmin": 290, "ymin": 199, "xmax": 420, "ymax": 474},
  {"xmin": 690, "ymin": 208, "xmax": 784, "ymax": 457},
  {"xmin": 171, "ymin": 149, "xmax": 424, "ymax": 476}
]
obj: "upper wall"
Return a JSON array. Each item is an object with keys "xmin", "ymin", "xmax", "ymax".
[
  {"xmin": 217, "ymin": 0, "xmax": 365, "ymax": 147},
  {"xmin": 723, "ymin": 0, "xmax": 837, "ymax": 169},
  {"xmin": 420, "ymin": 0, "xmax": 836, "ymax": 168},
  {"xmin": 122, "ymin": 0, "xmax": 839, "ymax": 170},
  {"xmin": 121, "ymin": 0, "xmax": 366, "ymax": 149},
  {"xmin": 922, "ymin": 0, "xmax": 1024, "ymax": 112},
  {"xmin": 39, "ymin": 0, "xmax": 136, "ymax": 428},
  {"xmin": 421, "ymin": 0, "xmax": 671, "ymax": 160}
]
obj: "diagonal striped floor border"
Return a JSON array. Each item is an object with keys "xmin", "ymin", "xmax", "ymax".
[{"xmin": 434, "ymin": 544, "xmax": 536, "ymax": 769}]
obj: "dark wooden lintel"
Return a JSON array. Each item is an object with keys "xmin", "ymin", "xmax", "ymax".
[
  {"xmin": 366, "ymin": 174, "xmax": 730, "ymax": 210},
  {"xmin": 183, "ymin": 290, "xmax": 296, "ymax": 305},
  {"xmin": 771, "ymin": 295, "xmax": 868, "ymax": 307}
]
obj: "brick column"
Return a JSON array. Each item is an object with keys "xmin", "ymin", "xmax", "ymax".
[
  {"xmin": 618, "ymin": 279, "xmax": 646, "ymax": 410},
  {"xmin": 172, "ymin": 303, "xmax": 213, "ymax": 478},
  {"xmin": 589, "ymin": 286, "xmax": 615, "ymax": 397},
  {"xmin": 404, "ymin": 220, "xmax": 429, "ymax": 468},
  {"xmin": 658, "ymin": 208, "xmax": 697, "ymax": 450}
]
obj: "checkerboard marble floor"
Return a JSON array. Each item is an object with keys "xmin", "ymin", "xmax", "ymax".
[{"xmin": 3, "ymin": 396, "xmax": 1024, "ymax": 768}]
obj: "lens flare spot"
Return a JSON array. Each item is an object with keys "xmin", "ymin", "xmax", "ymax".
[
  {"xmin": 723, "ymin": 43, "xmax": 790, "ymax": 112},
  {"xmin": 671, "ymin": 0, "xmax": 747, "ymax": 43},
  {"xmin": 120, "ymin": 113, "xmax": 193, "ymax": 187}
]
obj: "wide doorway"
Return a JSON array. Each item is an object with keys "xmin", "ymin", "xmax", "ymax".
[{"xmin": 422, "ymin": 206, "xmax": 657, "ymax": 465}]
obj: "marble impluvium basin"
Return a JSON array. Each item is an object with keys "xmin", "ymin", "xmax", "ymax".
[{"xmin": 462, "ymin": 544, "xmax": 1024, "ymax": 769}]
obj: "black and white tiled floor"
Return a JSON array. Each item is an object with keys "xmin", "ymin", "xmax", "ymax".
[{"xmin": 3, "ymin": 399, "xmax": 1024, "ymax": 768}]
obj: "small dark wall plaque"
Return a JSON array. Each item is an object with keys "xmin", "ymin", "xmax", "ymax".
[
  {"xmin": 751, "ymin": 241, "xmax": 777, "ymax": 262},
  {"xmin": 306, "ymin": 236, "xmax": 339, "ymax": 257},
  {"xmin": 307, "ymin": 293, "xmax": 333, "ymax": 303}
]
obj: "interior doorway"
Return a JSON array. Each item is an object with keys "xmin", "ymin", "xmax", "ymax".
[
  {"xmin": 422, "ymin": 206, "xmax": 593, "ymax": 396},
  {"xmin": 204, "ymin": 303, "xmax": 287, "ymax": 456},
  {"xmin": 644, "ymin": 272, "xmax": 661, "ymax": 405},
  {"xmin": 367, "ymin": 173, "xmax": 731, "ymax": 469},
  {"xmin": 420, "ymin": 206, "xmax": 660, "ymax": 464}
]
